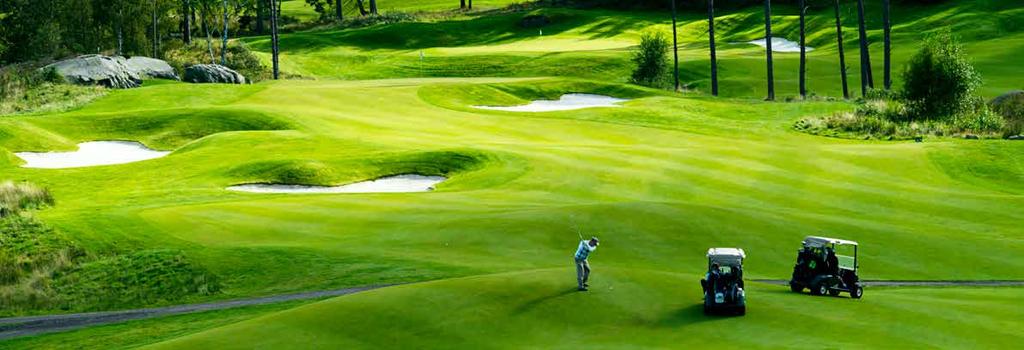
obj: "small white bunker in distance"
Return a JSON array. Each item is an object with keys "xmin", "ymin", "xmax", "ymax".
[
  {"xmin": 227, "ymin": 174, "xmax": 447, "ymax": 194},
  {"xmin": 474, "ymin": 94, "xmax": 629, "ymax": 112},
  {"xmin": 15, "ymin": 141, "xmax": 170, "ymax": 169},
  {"xmin": 747, "ymin": 37, "xmax": 814, "ymax": 53}
]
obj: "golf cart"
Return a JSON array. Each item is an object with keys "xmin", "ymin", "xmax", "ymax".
[
  {"xmin": 701, "ymin": 248, "xmax": 746, "ymax": 315},
  {"xmin": 788, "ymin": 236, "xmax": 863, "ymax": 299}
]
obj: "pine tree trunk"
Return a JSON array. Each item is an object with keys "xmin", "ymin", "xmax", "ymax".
[
  {"xmin": 256, "ymin": 0, "xmax": 264, "ymax": 34},
  {"xmin": 883, "ymin": 0, "xmax": 892, "ymax": 90},
  {"xmin": 468, "ymin": 0, "xmax": 472, "ymax": 10},
  {"xmin": 153, "ymin": 0, "xmax": 159, "ymax": 58},
  {"xmin": 708, "ymin": 0, "xmax": 718, "ymax": 96},
  {"xmin": 336, "ymin": 0, "xmax": 344, "ymax": 20},
  {"xmin": 799, "ymin": 0, "xmax": 807, "ymax": 99},
  {"xmin": 856, "ymin": 0, "xmax": 873, "ymax": 96},
  {"xmin": 221, "ymin": 0, "xmax": 229, "ymax": 65},
  {"xmin": 764, "ymin": 0, "xmax": 774, "ymax": 101},
  {"xmin": 370, "ymin": 0, "xmax": 378, "ymax": 14},
  {"xmin": 184, "ymin": 0, "xmax": 193, "ymax": 45},
  {"xmin": 671, "ymin": 0, "xmax": 679, "ymax": 92},
  {"xmin": 357, "ymin": 0, "xmax": 367, "ymax": 16},
  {"xmin": 270, "ymin": 0, "xmax": 280, "ymax": 79},
  {"xmin": 461, "ymin": 0, "xmax": 466, "ymax": 9},
  {"xmin": 834, "ymin": 0, "xmax": 849, "ymax": 99}
]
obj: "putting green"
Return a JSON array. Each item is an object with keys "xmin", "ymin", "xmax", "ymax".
[{"xmin": 1, "ymin": 1, "xmax": 1022, "ymax": 348}]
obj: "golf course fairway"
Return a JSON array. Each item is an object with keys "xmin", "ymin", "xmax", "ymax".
[{"xmin": 1, "ymin": 0, "xmax": 1022, "ymax": 348}]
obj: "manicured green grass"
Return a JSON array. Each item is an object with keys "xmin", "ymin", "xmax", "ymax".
[
  {"xmin": 144, "ymin": 269, "xmax": 1024, "ymax": 349},
  {"xmin": 0, "ymin": 1, "xmax": 1021, "ymax": 348}
]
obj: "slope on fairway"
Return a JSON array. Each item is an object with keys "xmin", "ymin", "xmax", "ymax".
[
  {"xmin": 145, "ymin": 268, "xmax": 1024, "ymax": 349},
  {"xmin": 250, "ymin": 1, "xmax": 1024, "ymax": 98},
  {"xmin": 0, "ymin": 78, "xmax": 1022, "ymax": 317}
]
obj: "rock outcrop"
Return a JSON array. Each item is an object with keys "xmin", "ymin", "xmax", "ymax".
[
  {"xmin": 183, "ymin": 64, "xmax": 246, "ymax": 84},
  {"xmin": 126, "ymin": 56, "xmax": 179, "ymax": 80},
  {"xmin": 43, "ymin": 55, "xmax": 141, "ymax": 89}
]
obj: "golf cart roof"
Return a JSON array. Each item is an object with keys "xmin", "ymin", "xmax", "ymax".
[
  {"xmin": 707, "ymin": 248, "xmax": 745, "ymax": 265},
  {"xmin": 803, "ymin": 236, "xmax": 858, "ymax": 247}
]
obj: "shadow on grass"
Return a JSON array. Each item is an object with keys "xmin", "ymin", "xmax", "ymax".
[{"xmin": 512, "ymin": 287, "xmax": 578, "ymax": 315}]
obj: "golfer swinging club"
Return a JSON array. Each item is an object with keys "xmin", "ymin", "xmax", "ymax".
[{"xmin": 574, "ymin": 236, "xmax": 600, "ymax": 291}]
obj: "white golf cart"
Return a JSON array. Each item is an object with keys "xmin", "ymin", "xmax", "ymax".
[{"xmin": 701, "ymin": 248, "xmax": 746, "ymax": 315}]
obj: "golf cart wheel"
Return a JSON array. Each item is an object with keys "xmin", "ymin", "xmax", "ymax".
[
  {"xmin": 812, "ymin": 283, "xmax": 828, "ymax": 296},
  {"xmin": 736, "ymin": 306, "xmax": 746, "ymax": 316},
  {"xmin": 789, "ymin": 283, "xmax": 803, "ymax": 293},
  {"xmin": 828, "ymin": 289, "xmax": 841, "ymax": 297},
  {"xmin": 851, "ymin": 286, "xmax": 864, "ymax": 299}
]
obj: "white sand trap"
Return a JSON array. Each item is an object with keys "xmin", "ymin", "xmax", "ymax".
[
  {"xmin": 15, "ymin": 141, "xmax": 170, "ymax": 169},
  {"xmin": 474, "ymin": 94, "xmax": 629, "ymax": 112},
  {"xmin": 227, "ymin": 174, "xmax": 447, "ymax": 194},
  {"xmin": 747, "ymin": 37, "xmax": 814, "ymax": 53}
]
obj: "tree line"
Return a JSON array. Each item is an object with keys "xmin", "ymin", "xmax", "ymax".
[
  {"xmin": 664, "ymin": 0, "xmax": 903, "ymax": 99},
  {"xmin": 0, "ymin": 0, "xmax": 391, "ymax": 67}
]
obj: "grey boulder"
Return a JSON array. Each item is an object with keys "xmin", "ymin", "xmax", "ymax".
[
  {"xmin": 126, "ymin": 56, "xmax": 179, "ymax": 80},
  {"xmin": 43, "ymin": 55, "xmax": 141, "ymax": 89},
  {"xmin": 184, "ymin": 64, "xmax": 246, "ymax": 84}
]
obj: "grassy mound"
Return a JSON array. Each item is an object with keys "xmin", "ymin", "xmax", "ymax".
[
  {"xmin": 52, "ymin": 250, "xmax": 220, "ymax": 312},
  {"xmin": 145, "ymin": 269, "xmax": 1024, "ymax": 349},
  {"xmin": 224, "ymin": 150, "xmax": 492, "ymax": 187}
]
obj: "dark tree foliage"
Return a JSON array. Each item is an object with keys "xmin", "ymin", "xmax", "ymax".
[
  {"xmin": 0, "ymin": 0, "xmax": 269, "ymax": 65},
  {"xmin": 631, "ymin": 31, "xmax": 671, "ymax": 88},
  {"xmin": 900, "ymin": 31, "xmax": 981, "ymax": 121}
]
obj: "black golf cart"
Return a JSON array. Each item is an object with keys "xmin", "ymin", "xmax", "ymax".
[
  {"xmin": 788, "ymin": 236, "xmax": 863, "ymax": 299},
  {"xmin": 701, "ymin": 248, "xmax": 746, "ymax": 315}
]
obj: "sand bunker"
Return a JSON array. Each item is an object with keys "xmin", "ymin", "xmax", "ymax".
[
  {"xmin": 15, "ymin": 141, "xmax": 170, "ymax": 169},
  {"xmin": 747, "ymin": 37, "xmax": 814, "ymax": 53},
  {"xmin": 474, "ymin": 94, "xmax": 629, "ymax": 112},
  {"xmin": 227, "ymin": 174, "xmax": 447, "ymax": 194}
]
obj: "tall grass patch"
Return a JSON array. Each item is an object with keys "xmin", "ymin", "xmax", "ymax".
[{"xmin": 0, "ymin": 181, "xmax": 54, "ymax": 217}]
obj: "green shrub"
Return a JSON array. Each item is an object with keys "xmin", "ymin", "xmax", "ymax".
[
  {"xmin": 630, "ymin": 31, "xmax": 671, "ymax": 88},
  {"xmin": 989, "ymin": 91, "xmax": 1024, "ymax": 137},
  {"xmin": 900, "ymin": 30, "xmax": 982, "ymax": 121},
  {"xmin": 1, "ymin": 62, "xmax": 104, "ymax": 116}
]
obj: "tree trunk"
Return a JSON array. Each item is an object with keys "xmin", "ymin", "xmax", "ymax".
[
  {"xmin": 670, "ymin": 0, "xmax": 679, "ymax": 92},
  {"xmin": 153, "ymin": 0, "xmax": 159, "ymax": 58},
  {"xmin": 708, "ymin": 0, "xmax": 718, "ymax": 96},
  {"xmin": 833, "ymin": 0, "xmax": 849, "ymax": 99},
  {"xmin": 356, "ymin": 0, "xmax": 368, "ymax": 16},
  {"xmin": 336, "ymin": 0, "xmax": 344, "ymax": 20},
  {"xmin": 183, "ymin": 0, "xmax": 193, "ymax": 45},
  {"xmin": 468, "ymin": 0, "xmax": 472, "ymax": 10},
  {"xmin": 799, "ymin": 0, "xmax": 806, "ymax": 99},
  {"xmin": 270, "ymin": 0, "xmax": 280, "ymax": 79},
  {"xmin": 256, "ymin": 0, "xmax": 264, "ymax": 34},
  {"xmin": 221, "ymin": 0, "xmax": 228, "ymax": 65},
  {"xmin": 764, "ymin": 0, "xmax": 774, "ymax": 101},
  {"xmin": 461, "ymin": 0, "xmax": 466, "ymax": 9},
  {"xmin": 370, "ymin": 0, "xmax": 378, "ymax": 14},
  {"xmin": 856, "ymin": 0, "xmax": 873, "ymax": 96},
  {"xmin": 203, "ymin": 4, "xmax": 215, "ymax": 63},
  {"xmin": 883, "ymin": 0, "xmax": 892, "ymax": 90}
]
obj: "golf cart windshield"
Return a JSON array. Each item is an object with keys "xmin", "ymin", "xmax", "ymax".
[{"xmin": 707, "ymin": 248, "xmax": 745, "ymax": 268}]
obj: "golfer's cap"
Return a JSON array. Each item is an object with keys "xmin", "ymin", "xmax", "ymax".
[{"xmin": 590, "ymin": 237, "xmax": 600, "ymax": 244}]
